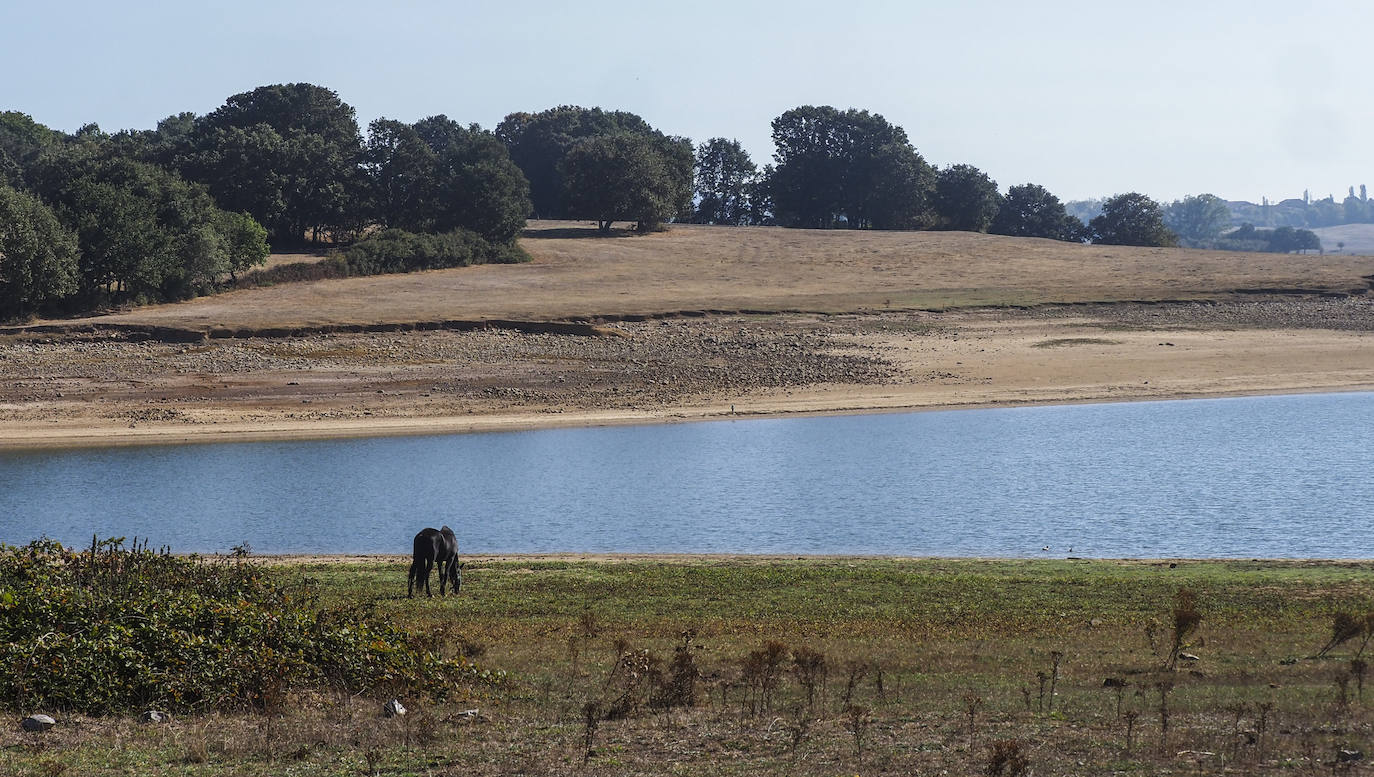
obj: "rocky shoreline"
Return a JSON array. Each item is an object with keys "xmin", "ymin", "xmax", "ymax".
[{"xmin": 3, "ymin": 296, "xmax": 1373, "ymax": 446}]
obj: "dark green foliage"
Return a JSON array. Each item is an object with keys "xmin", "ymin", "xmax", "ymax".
[
  {"xmin": 363, "ymin": 118, "xmax": 440, "ymax": 231},
  {"xmin": 768, "ymin": 105, "xmax": 934, "ymax": 229},
  {"xmin": 0, "ymin": 539, "xmax": 478, "ymax": 713},
  {"xmin": 364, "ymin": 116, "xmax": 531, "ymax": 243},
  {"xmin": 1089, "ymin": 192, "xmax": 1178, "ymax": 247},
  {"xmin": 407, "ymin": 116, "xmax": 530, "ymax": 243},
  {"xmin": 560, "ymin": 133, "xmax": 690, "ymax": 233},
  {"xmin": 933, "ymin": 164, "xmax": 1000, "ymax": 232},
  {"xmin": 693, "ymin": 137, "xmax": 757, "ymax": 225},
  {"xmin": 496, "ymin": 105, "xmax": 660, "ymax": 220},
  {"xmin": 32, "ymin": 154, "xmax": 268, "ymax": 305},
  {"xmin": 337, "ymin": 227, "xmax": 528, "ymax": 276},
  {"xmin": 0, "ymin": 111, "xmax": 62, "ymax": 184},
  {"xmin": 990, "ymin": 183, "xmax": 1087, "ymax": 242},
  {"xmin": 181, "ymin": 83, "xmax": 364, "ymax": 245},
  {"xmin": 0, "ymin": 184, "xmax": 79, "ymax": 320},
  {"xmin": 1216, "ymin": 223, "xmax": 1323, "ymax": 254}
]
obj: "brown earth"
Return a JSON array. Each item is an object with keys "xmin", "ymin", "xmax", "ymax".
[{"xmin": 3, "ymin": 221, "xmax": 1374, "ymax": 449}]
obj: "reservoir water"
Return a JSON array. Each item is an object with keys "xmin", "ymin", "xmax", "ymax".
[{"xmin": 1, "ymin": 392, "xmax": 1371, "ymax": 558}]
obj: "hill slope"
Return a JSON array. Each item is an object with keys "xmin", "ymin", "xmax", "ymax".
[{"xmin": 26, "ymin": 221, "xmax": 1374, "ymax": 334}]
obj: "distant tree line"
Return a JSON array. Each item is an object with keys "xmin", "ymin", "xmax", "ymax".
[
  {"xmin": 1228, "ymin": 187, "xmax": 1374, "ymax": 231},
  {"xmin": 1074, "ymin": 192, "xmax": 1324, "ymax": 254},
  {"xmin": 0, "ymin": 85, "xmax": 1332, "ymax": 322}
]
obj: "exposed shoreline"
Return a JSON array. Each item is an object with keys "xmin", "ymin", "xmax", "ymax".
[
  {"xmin": 5, "ymin": 222, "xmax": 1374, "ymax": 452},
  {"xmin": 3, "ymin": 382, "xmax": 1373, "ymax": 453},
  {"xmin": 4, "ymin": 301, "xmax": 1374, "ymax": 451}
]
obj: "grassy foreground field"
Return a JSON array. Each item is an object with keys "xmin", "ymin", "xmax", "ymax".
[{"xmin": 5, "ymin": 557, "xmax": 1373, "ymax": 775}]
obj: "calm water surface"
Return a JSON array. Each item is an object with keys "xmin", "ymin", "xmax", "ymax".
[{"xmin": 1, "ymin": 392, "xmax": 1370, "ymax": 557}]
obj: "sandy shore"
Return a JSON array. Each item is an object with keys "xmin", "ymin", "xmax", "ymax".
[{"xmin": 3, "ymin": 299, "xmax": 1373, "ymax": 450}]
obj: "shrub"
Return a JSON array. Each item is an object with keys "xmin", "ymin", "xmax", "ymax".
[
  {"xmin": 335, "ymin": 227, "xmax": 528, "ymax": 277},
  {"xmin": 0, "ymin": 538, "xmax": 481, "ymax": 713}
]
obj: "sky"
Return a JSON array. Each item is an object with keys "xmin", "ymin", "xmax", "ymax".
[{"xmin": 3, "ymin": 0, "xmax": 1372, "ymax": 204}]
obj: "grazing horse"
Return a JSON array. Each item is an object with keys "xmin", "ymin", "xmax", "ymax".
[{"xmin": 408, "ymin": 525, "xmax": 462, "ymax": 598}]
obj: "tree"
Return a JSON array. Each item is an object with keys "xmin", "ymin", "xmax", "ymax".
[
  {"xmin": 182, "ymin": 83, "xmax": 363, "ymax": 245},
  {"xmin": 1163, "ymin": 194, "xmax": 1231, "ymax": 245},
  {"xmin": 362, "ymin": 118, "xmax": 440, "ymax": 231},
  {"xmin": 414, "ymin": 116, "xmax": 531, "ymax": 243},
  {"xmin": 36, "ymin": 155, "xmax": 268, "ymax": 304},
  {"xmin": 497, "ymin": 106, "xmax": 662, "ymax": 219},
  {"xmin": 214, "ymin": 210, "xmax": 271, "ymax": 282},
  {"xmin": 560, "ymin": 133, "xmax": 682, "ymax": 232},
  {"xmin": 858, "ymin": 141, "xmax": 937, "ymax": 229},
  {"xmin": 0, "ymin": 184, "xmax": 79, "ymax": 319},
  {"xmin": 989, "ymin": 183, "xmax": 1086, "ymax": 242},
  {"xmin": 693, "ymin": 138, "xmax": 756, "ymax": 225},
  {"xmin": 768, "ymin": 106, "xmax": 934, "ymax": 229},
  {"xmin": 1089, "ymin": 193, "xmax": 1177, "ymax": 247},
  {"xmin": 0, "ymin": 112, "xmax": 62, "ymax": 183},
  {"xmin": 933, "ymin": 164, "xmax": 1000, "ymax": 232}
]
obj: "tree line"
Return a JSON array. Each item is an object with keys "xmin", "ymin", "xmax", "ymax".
[{"xmin": 0, "ymin": 83, "xmax": 1318, "ymax": 322}]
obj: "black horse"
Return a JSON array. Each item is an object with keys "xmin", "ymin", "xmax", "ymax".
[{"xmin": 407, "ymin": 525, "xmax": 462, "ymax": 598}]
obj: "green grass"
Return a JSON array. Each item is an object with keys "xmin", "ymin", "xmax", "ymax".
[{"xmin": 4, "ymin": 556, "xmax": 1373, "ymax": 776}]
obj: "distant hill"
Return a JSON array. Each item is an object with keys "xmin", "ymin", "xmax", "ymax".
[{"xmin": 1310, "ymin": 224, "xmax": 1374, "ymax": 255}]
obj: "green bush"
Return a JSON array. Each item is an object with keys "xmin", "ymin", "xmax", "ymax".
[
  {"xmin": 337, "ymin": 227, "xmax": 528, "ymax": 277},
  {"xmin": 0, "ymin": 538, "xmax": 482, "ymax": 713}
]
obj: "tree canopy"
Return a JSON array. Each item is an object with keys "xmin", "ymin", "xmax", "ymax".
[
  {"xmin": 0, "ymin": 184, "xmax": 79, "ymax": 319},
  {"xmin": 560, "ymin": 133, "xmax": 689, "ymax": 232},
  {"xmin": 989, "ymin": 183, "xmax": 1086, "ymax": 242},
  {"xmin": 1163, "ymin": 194, "xmax": 1232, "ymax": 246},
  {"xmin": 767, "ymin": 106, "xmax": 934, "ymax": 229},
  {"xmin": 932, "ymin": 164, "xmax": 1000, "ymax": 232},
  {"xmin": 693, "ymin": 138, "xmax": 756, "ymax": 225},
  {"xmin": 179, "ymin": 83, "xmax": 364, "ymax": 245},
  {"xmin": 497, "ymin": 106, "xmax": 661, "ymax": 220},
  {"xmin": 32, "ymin": 153, "xmax": 267, "ymax": 305},
  {"xmin": 1089, "ymin": 193, "xmax": 1178, "ymax": 247}
]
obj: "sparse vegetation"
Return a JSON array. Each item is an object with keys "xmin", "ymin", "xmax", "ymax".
[
  {"xmin": 4, "ymin": 555, "xmax": 1374, "ymax": 775},
  {"xmin": 0, "ymin": 539, "xmax": 483, "ymax": 715}
]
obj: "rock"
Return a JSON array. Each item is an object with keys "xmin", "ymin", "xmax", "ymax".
[
  {"xmin": 1178, "ymin": 652, "xmax": 1200, "ymax": 662},
  {"xmin": 1337, "ymin": 749, "xmax": 1363, "ymax": 763},
  {"xmin": 383, "ymin": 699, "xmax": 407, "ymax": 718},
  {"xmin": 139, "ymin": 710, "xmax": 171, "ymax": 724},
  {"xmin": 1102, "ymin": 677, "xmax": 1128, "ymax": 688},
  {"xmin": 457, "ymin": 708, "xmax": 480, "ymax": 719},
  {"xmin": 21, "ymin": 714, "xmax": 55, "ymax": 732}
]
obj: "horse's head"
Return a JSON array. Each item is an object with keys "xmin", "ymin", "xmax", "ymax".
[{"xmin": 449, "ymin": 561, "xmax": 464, "ymax": 594}]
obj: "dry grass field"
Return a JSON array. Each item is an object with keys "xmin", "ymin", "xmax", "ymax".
[{"xmin": 36, "ymin": 221, "xmax": 1374, "ymax": 332}]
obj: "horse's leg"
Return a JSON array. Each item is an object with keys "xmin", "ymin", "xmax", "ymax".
[
  {"xmin": 407, "ymin": 558, "xmax": 420, "ymax": 598},
  {"xmin": 423, "ymin": 557, "xmax": 435, "ymax": 597},
  {"xmin": 438, "ymin": 557, "xmax": 450, "ymax": 596}
]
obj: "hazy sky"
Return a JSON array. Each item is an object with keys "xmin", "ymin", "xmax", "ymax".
[{"xmin": 4, "ymin": 0, "xmax": 1371, "ymax": 203}]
